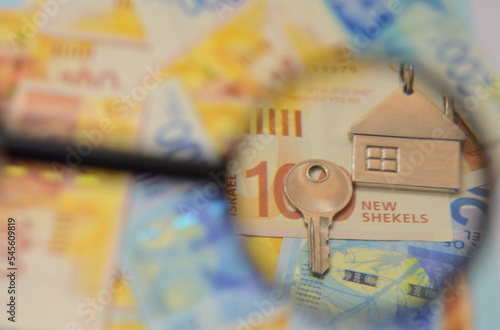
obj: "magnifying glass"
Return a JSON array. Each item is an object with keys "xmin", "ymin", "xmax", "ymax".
[{"xmin": 0, "ymin": 0, "xmax": 497, "ymax": 329}]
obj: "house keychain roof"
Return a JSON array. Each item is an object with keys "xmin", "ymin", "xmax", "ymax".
[{"xmin": 350, "ymin": 88, "xmax": 466, "ymax": 192}]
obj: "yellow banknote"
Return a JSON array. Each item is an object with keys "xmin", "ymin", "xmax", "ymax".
[
  {"xmin": 0, "ymin": 3, "xmax": 39, "ymax": 104},
  {"xmin": 239, "ymin": 236, "xmax": 283, "ymax": 284},
  {"xmin": 132, "ymin": 0, "xmax": 232, "ymax": 63},
  {"xmin": 107, "ymin": 274, "xmax": 147, "ymax": 330},
  {"xmin": 0, "ymin": 1, "xmax": 40, "ymax": 46},
  {"xmin": 1, "ymin": 30, "xmax": 152, "ymax": 139},
  {"xmin": 8, "ymin": 80, "xmax": 142, "ymax": 153},
  {"xmin": 0, "ymin": 161, "xmax": 129, "ymax": 329},
  {"xmin": 27, "ymin": 31, "xmax": 153, "ymax": 93},
  {"xmin": 40, "ymin": 0, "xmax": 147, "ymax": 46},
  {"xmin": 1, "ymin": 1, "xmax": 153, "ymax": 108}
]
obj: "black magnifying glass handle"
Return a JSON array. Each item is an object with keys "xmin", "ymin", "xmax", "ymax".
[{"xmin": 0, "ymin": 130, "xmax": 225, "ymax": 180}]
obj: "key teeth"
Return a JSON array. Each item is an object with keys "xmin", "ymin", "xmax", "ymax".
[
  {"xmin": 311, "ymin": 244, "xmax": 330, "ymax": 276},
  {"xmin": 307, "ymin": 216, "xmax": 332, "ymax": 276}
]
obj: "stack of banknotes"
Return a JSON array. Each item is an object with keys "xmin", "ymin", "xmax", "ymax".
[{"xmin": 0, "ymin": 0, "xmax": 499, "ymax": 329}]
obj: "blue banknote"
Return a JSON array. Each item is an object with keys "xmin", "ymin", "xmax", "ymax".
[
  {"xmin": 119, "ymin": 77, "xmax": 280, "ymax": 329},
  {"xmin": 121, "ymin": 176, "xmax": 278, "ymax": 329},
  {"xmin": 274, "ymin": 186, "xmax": 488, "ymax": 329}
]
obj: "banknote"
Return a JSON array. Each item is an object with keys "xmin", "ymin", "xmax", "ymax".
[
  {"xmin": 0, "ymin": 39, "xmax": 157, "ymax": 146},
  {"xmin": 7, "ymin": 80, "xmax": 143, "ymax": 153},
  {"xmin": 0, "ymin": 0, "xmax": 39, "ymax": 42},
  {"xmin": 239, "ymin": 236, "xmax": 283, "ymax": 284},
  {"xmin": 227, "ymin": 54, "xmax": 490, "ymax": 241},
  {"xmin": 106, "ymin": 273, "xmax": 147, "ymax": 330},
  {"xmin": 0, "ymin": 44, "xmax": 31, "ymax": 117},
  {"xmin": 28, "ymin": 31, "xmax": 153, "ymax": 93},
  {"xmin": 0, "ymin": 2, "xmax": 38, "ymax": 108},
  {"xmin": 0, "ymin": 161, "xmax": 129, "ymax": 329},
  {"xmin": 317, "ymin": 0, "xmax": 500, "ymax": 145},
  {"xmin": 272, "ymin": 182, "xmax": 487, "ymax": 328},
  {"xmin": 132, "ymin": 0, "xmax": 246, "ymax": 63},
  {"xmin": 0, "ymin": 0, "xmax": 155, "ymax": 91},
  {"xmin": 120, "ymin": 176, "xmax": 288, "ymax": 329},
  {"xmin": 1, "ymin": 3, "xmax": 156, "ymax": 122},
  {"xmin": 8, "ymin": 77, "xmax": 222, "ymax": 168},
  {"xmin": 136, "ymin": 78, "xmax": 220, "ymax": 164},
  {"xmin": 39, "ymin": 0, "xmax": 148, "ymax": 47}
]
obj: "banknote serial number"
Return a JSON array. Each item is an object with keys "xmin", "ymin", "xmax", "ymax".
[
  {"xmin": 6, "ymin": 217, "xmax": 17, "ymax": 323},
  {"xmin": 303, "ymin": 65, "xmax": 357, "ymax": 74}
]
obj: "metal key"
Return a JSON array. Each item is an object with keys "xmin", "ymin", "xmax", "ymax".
[{"xmin": 284, "ymin": 159, "xmax": 353, "ymax": 276}]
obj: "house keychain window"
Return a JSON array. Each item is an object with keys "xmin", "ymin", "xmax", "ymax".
[{"xmin": 365, "ymin": 146, "xmax": 399, "ymax": 172}]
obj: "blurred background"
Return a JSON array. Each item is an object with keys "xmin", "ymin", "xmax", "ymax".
[{"xmin": 0, "ymin": 0, "xmax": 499, "ymax": 329}]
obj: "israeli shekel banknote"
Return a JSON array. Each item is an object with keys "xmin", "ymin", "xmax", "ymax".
[{"xmin": 229, "ymin": 52, "xmax": 488, "ymax": 242}]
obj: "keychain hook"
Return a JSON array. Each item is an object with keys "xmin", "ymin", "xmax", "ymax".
[
  {"xmin": 400, "ymin": 63, "xmax": 414, "ymax": 94},
  {"xmin": 443, "ymin": 96, "xmax": 455, "ymax": 120}
]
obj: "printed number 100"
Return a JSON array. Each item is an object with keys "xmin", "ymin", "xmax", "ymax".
[
  {"xmin": 245, "ymin": 161, "xmax": 301, "ymax": 219},
  {"xmin": 245, "ymin": 161, "xmax": 355, "ymax": 221}
]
